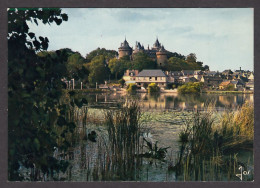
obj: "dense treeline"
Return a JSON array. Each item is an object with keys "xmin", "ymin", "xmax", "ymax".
[{"xmin": 39, "ymin": 48, "xmax": 208, "ymax": 87}]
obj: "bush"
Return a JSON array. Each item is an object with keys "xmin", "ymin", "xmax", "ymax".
[
  {"xmin": 118, "ymin": 79, "xmax": 125, "ymax": 87},
  {"xmin": 166, "ymin": 83, "xmax": 176, "ymax": 89},
  {"xmin": 226, "ymin": 84, "xmax": 235, "ymax": 91},
  {"xmin": 143, "ymin": 83, "xmax": 149, "ymax": 89},
  {"xmin": 177, "ymin": 82, "xmax": 202, "ymax": 94},
  {"xmin": 127, "ymin": 83, "xmax": 137, "ymax": 93},
  {"xmin": 147, "ymin": 83, "xmax": 160, "ymax": 93}
]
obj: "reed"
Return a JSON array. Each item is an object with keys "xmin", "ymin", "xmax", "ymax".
[
  {"xmin": 173, "ymin": 102, "xmax": 254, "ymax": 181},
  {"xmin": 89, "ymin": 100, "xmax": 144, "ymax": 181}
]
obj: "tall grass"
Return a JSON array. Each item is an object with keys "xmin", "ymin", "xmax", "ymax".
[
  {"xmin": 172, "ymin": 102, "xmax": 254, "ymax": 181},
  {"xmin": 90, "ymin": 100, "xmax": 143, "ymax": 181},
  {"xmin": 219, "ymin": 102, "xmax": 253, "ymax": 153}
]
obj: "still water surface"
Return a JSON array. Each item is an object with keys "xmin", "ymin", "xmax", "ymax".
[{"xmin": 64, "ymin": 93, "xmax": 254, "ymax": 181}]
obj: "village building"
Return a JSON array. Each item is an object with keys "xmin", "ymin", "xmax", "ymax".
[
  {"xmin": 135, "ymin": 69, "xmax": 167, "ymax": 88},
  {"xmin": 218, "ymin": 80, "xmax": 234, "ymax": 90},
  {"xmin": 122, "ymin": 70, "xmax": 139, "ymax": 84},
  {"xmin": 248, "ymin": 72, "xmax": 254, "ymax": 81},
  {"xmin": 181, "ymin": 70, "xmax": 196, "ymax": 77},
  {"xmin": 201, "ymin": 75, "xmax": 223, "ymax": 89},
  {"xmin": 222, "ymin": 69, "xmax": 233, "ymax": 76},
  {"xmin": 246, "ymin": 72, "xmax": 254, "ymax": 90},
  {"xmin": 231, "ymin": 80, "xmax": 245, "ymax": 91},
  {"xmin": 219, "ymin": 80, "xmax": 245, "ymax": 91},
  {"xmin": 165, "ymin": 71, "xmax": 183, "ymax": 83}
]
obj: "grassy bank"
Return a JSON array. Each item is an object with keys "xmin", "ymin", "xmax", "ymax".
[{"xmin": 205, "ymin": 90, "xmax": 253, "ymax": 94}]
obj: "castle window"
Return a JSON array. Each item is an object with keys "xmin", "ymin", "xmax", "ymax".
[
  {"xmin": 149, "ymin": 77, "xmax": 152, "ymax": 81},
  {"xmin": 155, "ymin": 77, "xmax": 157, "ymax": 81}
]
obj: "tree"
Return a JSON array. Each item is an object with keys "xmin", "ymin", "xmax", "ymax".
[
  {"xmin": 147, "ymin": 83, "xmax": 160, "ymax": 93},
  {"xmin": 118, "ymin": 79, "xmax": 125, "ymax": 87},
  {"xmin": 186, "ymin": 53, "xmax": 197, "ymax": 63},
  {"xmin": 226, "ymin": 84, "xmax": 235, "ymax": 91},
  {"xmin": 88, "ymin": 55, "xmax": 110, "ymax": 85},
  {"xmin": 167, "ymin": 52, "xmax": 186, "ymax": 60},
  {"xmin": 108, "ymin": 58, "xmax": 128, "ymax": 80},
  {"xmin": 203, "ymin": 65, "xmax": 210, "ymax": 71},
  {"xmin": 132, "ymin": 52, "xmax": 156, "ymax": 71},
  {"xmin": 37, "ymin": 49, "xmax": 88, "ymax": 80},
  {"xmin": 8, "ymin": 8, "xmax": 87, "ymax": 181},
  {"xmin": 177, "ymin": 82, "xmax": 203, "ymax": 94},
  {"xmin": 126, "ymin": 83, "xmax": 137, "ymax": 93},
  {"xmin": 85, "ymin": 48, "xmax": 118, "ymax": 63},
  {"xmin": 165, "ymin": 57, "xmax": 187, "ymax": 71}
]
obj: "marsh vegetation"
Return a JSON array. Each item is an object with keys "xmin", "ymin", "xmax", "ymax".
[{"xmin": 49, "ymin": 93, "xmax": 253, "ymax": 181}]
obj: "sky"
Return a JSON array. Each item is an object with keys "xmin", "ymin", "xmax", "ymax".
[{"xmin": 28, "ymin": 8, "xmax": 254, "ymax": 72}]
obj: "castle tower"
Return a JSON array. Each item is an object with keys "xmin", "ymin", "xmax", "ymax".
[
  {"xmin": 156, "ymin": 45, "xmax": 167, "ymax": 67},
  {"xmin": 152, "ymin": 37, "xmax": 161, "ymax": 51},
  {"xmin": 133, "ymin": 41, "xmax": 144, "ymax": 56},
  {"xmin": 118, "ymin": 38, "xmax": 132, "ymax": 59}
]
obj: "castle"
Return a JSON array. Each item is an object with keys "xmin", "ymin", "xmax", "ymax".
[{"xmin": 118, "ymin": 38, "xmax": 168, "ymax": 67}]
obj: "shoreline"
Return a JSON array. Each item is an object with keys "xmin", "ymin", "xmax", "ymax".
[
  {"xmin": 67, "ymin": 89, "xmax": 253, "ymax": 94},
  {"xmin": 66, "ymin": 89, "xmax": 254, "ymax": 94},
  {"xmin": 204, "ymin": 90, "xmax": 253, "ymax": 94}
]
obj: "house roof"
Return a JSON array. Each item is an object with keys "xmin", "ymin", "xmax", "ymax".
[
  {"xmin": 169, "ymin": 71, "xmax": 183, "ymax": 76},
  {"xmin": 137, "ymin": 69, "xmax": 166, "ymax": 77},
  {"xmin": 205, "ymin": 71, "xmax": 218, "ymax": 76},
  {"xmin": 219, "ymin": 81, "xmax": 232, "ymax": 86},
  {"xmin": 231, "ymin": 80, "xmax": 244, "ymax": 85},
  {"xmin": 202, "ymin": 76, "xmax": 223, "ymax": 81},
  {"xmin": 182, "ymin": 70, "xmax": 195, "ymax": 75}
]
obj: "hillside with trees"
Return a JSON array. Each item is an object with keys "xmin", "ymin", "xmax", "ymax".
[{"xmin": 38, "ymin": 47, "xmax": 208, "ymax": 86}]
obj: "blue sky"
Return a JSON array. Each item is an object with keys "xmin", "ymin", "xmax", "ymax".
[{"xmin": 28, "ymin": 8, "xmax": 254, "ymax": 71}]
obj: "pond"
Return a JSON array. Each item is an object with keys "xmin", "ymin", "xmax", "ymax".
[
  {"xmin": 85, "ymin": 92, "xmax": 253, "ymax": 111},
  {"xmin": 57, "ymin": 92, "xmax": 254, "ymax": 181}
]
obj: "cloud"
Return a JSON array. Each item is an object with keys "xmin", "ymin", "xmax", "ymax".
[{"xmin": 27, "ymin": 8, "xmax": 253, "ymax": 71}]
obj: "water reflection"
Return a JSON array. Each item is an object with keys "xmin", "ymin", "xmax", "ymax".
[{"xmin": 84, "ymin": 92, "xmax": 253, "ymax": 111}]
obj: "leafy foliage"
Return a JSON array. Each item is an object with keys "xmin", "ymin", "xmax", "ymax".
[
  {"xmin": 87, "ymin": 55, "xmax": 110, "ymax": 85},
  {"xmin": 8, "ymin": 8, "xmax": 87, "ymax": 181},
  {"xmin": 167, "ymin": 52, "xmax": 186, "ymax": 60},
  {"xmin": 85, "ymin": 48, "xmax": 118, "ymax": 63},
  {"xmin": 38, "ymin": 49, "xmax": 89, "ymax": 81},
  {"xmin": 165, "ymin": 53, "xmax": 206, "ymax": 71},
  {"xmin": 178, "ymin": 82, "xmax": 203, "ymax": 94},
  {"xmin": 118, "ymin": 78, "xmax": 125, "ymax": 87},
  {"xmin": 226, "ymin": 84, "xmax": 235, "ymax": 91},
  {"xmin": 141, "ymin": 138, "xmax": 169, "ymax": 161},
  {"xmin": 108, "ymin": 58, "xmax": 129, "ymax": 79},
  {"xmin": 132, "ymin": 52, "xmax": 156, "ymax": 71},
  {"xmin": 126, "ymin": 83, "xmax": 137, "ymax": 93},
  {"xmin": 147, "ymin": 83, "xmax": 160, "ymax": 93}
]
